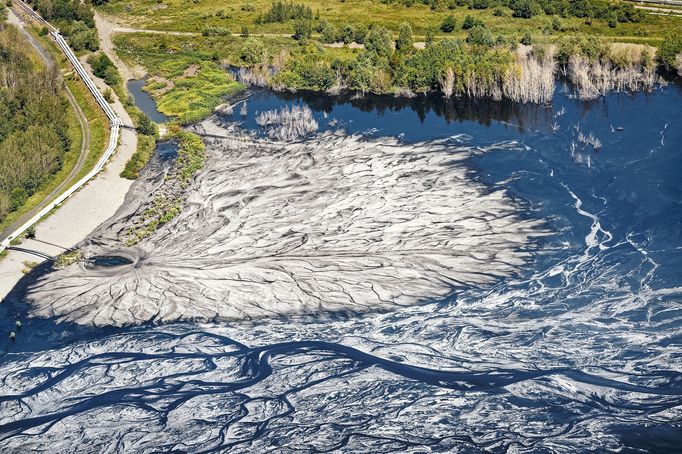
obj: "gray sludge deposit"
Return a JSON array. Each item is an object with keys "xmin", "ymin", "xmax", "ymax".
[{"xmin": 19, "ymin": 119, "xmax": 549, "ymax": 326}]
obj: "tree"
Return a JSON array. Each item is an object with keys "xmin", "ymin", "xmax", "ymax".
[
  {"xmin": 354, "ymin": 24, "xmax": 369, "ymax": 44},
  {"xmin": 88, "ymin": 53, "xmax": 120, "ymax": 87},
  {"xmin": 365, "ymin": 26, "xmax": 393, "ymax": 59},
  {"xmin": 240, "ymin": 37, "xmax": 267, "ymax": 64},
  {"xmin": 510, "ymin": 0, "xmax": 538, "ymax": 19},
  {"xmin": 425, "ymin": 27, "xmax": 436, "ymax": 47},
  {"xmin": 241, "ymin": 25, "xmax": 250, "ymax": 37},
  {"xmin": 349, "ymin": 54, "xmax": 374, "ymax": 94},
  {"xmin": 319, "ymin": 19, "xmax": 338, "ymax": 44},
  {"xmin": 137, "ymin": 112, "xmax": 157, "ymax": 136},
  {"xmin": 396, "ymin": 22, "xmax": 413, "ymax": 51},
  {"xmin": 658, "ymin": 34, "xmax": 682, "ymax": 72},
  {"xmin": 467, "ymin": 25, "xmax": 494, "ymax": 47},
  {"xmin": 340, "ymin": 24, "xmax": 355, "ymax": 44},
  {"xmin": 440, "ymin": 15, "xmax": 456, "ymax": 33},
  {"xmin": 292, "ymin": 19, "xmax": 313, "ymax": 41}
]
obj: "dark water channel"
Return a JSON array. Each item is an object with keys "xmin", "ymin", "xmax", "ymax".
[{"xmin": 127, "ymin": 78, "xmax": 168, "ymax": 124}]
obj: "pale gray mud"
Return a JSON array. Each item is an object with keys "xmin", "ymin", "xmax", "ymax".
[{"xmin": 16, "ymin": 120, "xmax": 547, "ymax": 327}]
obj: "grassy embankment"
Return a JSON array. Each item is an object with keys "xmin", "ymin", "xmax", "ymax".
[{"xmin": 0, "ymin": 27, "xmax": 108, "ymax": 236}]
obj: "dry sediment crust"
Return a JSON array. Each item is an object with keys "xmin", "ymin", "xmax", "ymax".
[{"xmin": 20, "ymin": 122, "xmax": 548, "ymax": 326}]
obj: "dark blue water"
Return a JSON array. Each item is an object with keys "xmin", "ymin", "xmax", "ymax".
[
  {"xmin": 1, "ymin": 84, "xmax": 681, "ymax": 452},
  {"xmin": 127, "ymin": 78, "xmax": 168, "ymax": 123}
]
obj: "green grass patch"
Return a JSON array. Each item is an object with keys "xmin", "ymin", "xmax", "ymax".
[
  {"xmin": 121, "ymin": 134, "xmax": 157, "ymax": 179},
  {"xmin": 114, "ymin": 33, "xmax": 245, "ymax": 123},
  {"xmin": 53, "ymin": 249, "xmax": 83, "ymax": 269},
  {"xmin": 157, "ymin": 61, "xmax": 245, "ymax": 123}
]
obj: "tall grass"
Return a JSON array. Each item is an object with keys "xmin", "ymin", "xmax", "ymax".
[
  {"xmin": 256, "ymin": 106, "xmax": 319, "ymax": 141},
  {"xmin": 503, "ymin": 45, "xmax": 556, "ymax": 104},
  {"xmin": 565, "ymin": 43, "xmax": 657, "ymax": 99}
]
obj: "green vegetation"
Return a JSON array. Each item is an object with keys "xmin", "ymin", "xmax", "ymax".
[
  {"xmin": 120, "ymin": 134, "xmax": 155, "ymax": 179},
  {"xmin": 0, "ymin": 25, "xmax": 110, "ymax": 234},
  {"xmin": 174, "ymin": 131, "xmax": 206, "ymax": 184},
  {"xmin": 99, "ymin": 0, "xmax": 680, "ymax": 111},
  {"xmin": 256, "ymin": 1, "xmax": 313, "ymax": 24},
  {"xmin": 121, "ymin": 111, "xmax": 159, "ymax": 180},
  {"xmin": 53, "ymin": 249, "xmax": 82, "ymax": 269},
  {"xmin": 28, "ymin": 0, "xmax": 99, "ymax": 51},
  {"xmin": 156, "ymin": 61, "xmax": 244, "ymax": 123},
  {"xmin": 88, "ymin": 52, "xmax": 121, "ymax": 87},
  {"xmin": 21, "ymin": 260, "xmax": 38, "ymax": 274},
  {"xmin": 125, "ymin": 131, "xmax": 205, "ymax": 245},
  {"xmin": 114, "ymin": 34, "xmax": 245, "ymax": 123},
  {"xmin": 658, "ymin": 33, "xmax": 682, "ymax": 73},
  {"xmin": 98, "ymin": 0, "xmax": 678, "ymax": 41},
  {"xmin": 0, "ymin": 26, "xmax": 71, "ymax": 223}
]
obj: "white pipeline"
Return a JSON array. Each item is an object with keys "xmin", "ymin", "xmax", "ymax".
[{"xmin": 0, "ymin": 2, "xmax": 122, "ymax": 253}]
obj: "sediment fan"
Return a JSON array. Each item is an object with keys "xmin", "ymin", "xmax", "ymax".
[{"xmin": 19, "ymin": 123, "xmax": 549, "ymax": 326}]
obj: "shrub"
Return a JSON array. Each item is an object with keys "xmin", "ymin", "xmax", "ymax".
[
  {"xmin": 510, "ymin": 0, "xmax": 539, "ymax": 18},
  {"xmin": 25, "ymin": 225, "xmax": 36, "ymax": 239},
  {"xmin": 658, "ymin": 34, "xmax": 682, "ymax": 72},
  {"xmin": 256, "ymin": 1, "xmax": 313, "ymax": 23},
  {"xmin": 440, "ymin": 15, "xmax": 456, "ymax": 33},
  {"xmin": 521, "ymin": 31, "xmax": 532, "ymax": 46},
  {"xmin": 121, "ymin": 135, "xmax": 156, "ymax": 180},
  {"xmin": 292, "ymin": 19, "xmax": 313, "ymax": 40},
  {"xmin": 462, "ymin": 15, "xmax": 483, "ymax": 30},
  {"xmin": 467, "ymin": 25, "xmax": 494, "ymax": 47},
  {"xmin": 202, "ymin": 26, "xmax": 230, "ymax": 36}
]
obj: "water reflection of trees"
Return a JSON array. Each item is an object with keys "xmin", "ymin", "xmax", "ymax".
[{"xmin": 271, "ymin": 90, "xmax": 554, "ymax": 133}]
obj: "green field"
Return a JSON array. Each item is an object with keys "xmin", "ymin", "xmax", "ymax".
[{"xmin": 99, "ymin": 0, "xmax": 680, "ymax": 42}]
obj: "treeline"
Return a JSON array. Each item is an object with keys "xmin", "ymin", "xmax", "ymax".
[
  {"xmin": 0, "ymin": 26, "xmax": 71, "ymax": 222},
  {"xmin": 27, "ymin": 0, "xmax": 99, "ymax": 50},
  {"xmin": 380, "ymin": 0, "xmax": 644, "ymax": 24},
  {"xmin": 240, "ymin": 21, "xmax": 680, "ymax": 102},
  {"xmin": 255, "ymin": 1, "xmax": 314, "ymax": 24},
  {"xmin": 270, "ymin": 32, "xmax": 524, "ymax": 100}
]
